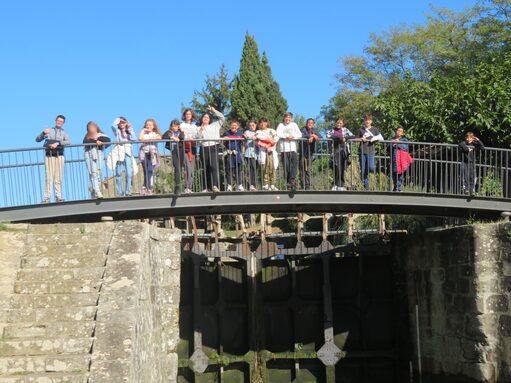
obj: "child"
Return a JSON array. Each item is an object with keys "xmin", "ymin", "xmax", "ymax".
[
  {"xmin": 83, "ymin": 121, "xmax": 110, "ymax": 199},
  {"xmin": 138, "ymin": 119, "xmax": 162, "ymax": 195},
  {"xmin": 276, "ymin": 112, "xmax": 302, "ymax": 190},
  {"xmin": 256, "ymin": 118, "xmax": 279, "ymax": 191},
  {"xmin": 162, "ymin": 119, "xmax": 185, "ymax": 194},
  {"xmin": 223, "ymin": 120, "xmax": 245, "ymax": 191},
  {"xmin": 459, "ymin": 132, "xmax": 484, "ymax": 194},
  {"xmin": 244, "ymin": 120, "xmax": 258, "ymax": 191}
]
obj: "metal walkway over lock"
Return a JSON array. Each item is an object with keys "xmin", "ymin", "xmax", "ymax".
[{"xmin": 0, "ymin": 139, "xmax": 510, "ymax": 222}]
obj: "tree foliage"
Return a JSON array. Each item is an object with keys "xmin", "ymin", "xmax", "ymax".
[
  {"xmin": 322, "ymin": 0, "xmax": 511, "ymax": 146},
  {"xmin": 191, "ymin": 64, "xmax": 232, "ymax": 117},
  {"xmin": 231, "ymin": 33, "xmax": 288, "ymax": 128}
]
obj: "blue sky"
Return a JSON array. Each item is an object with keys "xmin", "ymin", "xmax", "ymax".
[{"xmin": 0, "ymin": 0, "xmax": 476, "ymax": 150}]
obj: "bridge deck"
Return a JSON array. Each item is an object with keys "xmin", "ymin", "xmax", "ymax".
[{"xmin": 1, "ymin": 191, "xmax": 508, "ymax": 223}]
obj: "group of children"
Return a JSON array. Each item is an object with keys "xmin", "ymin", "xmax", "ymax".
[{"xmin": 35, "ymin": 111, "xmax": 483, "ymax": 202}]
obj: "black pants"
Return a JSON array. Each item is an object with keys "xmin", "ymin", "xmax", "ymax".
[
  {"xmin": 333, "ymin": 161, "xmax": 347, "ymax": 188},
  {"xmin": 300, "ymin": 156, "xmax": 313, "ymax": 189},
  {"xmin": 172, "ymin": 150, "xmax": 183, "ymax": 193},
  {"xmin": 281, "ymin": 152, "xmax": 298, "ymax": 186},
  {"xmin": 246, "ymin": 157, "xmax": 258, "ymax": 187},
  {"xmin": 201, "ymin": 145, "xmax": 220, "ymax": 190},
  {"xmin": 462, "ymin": 161, "xmax": 476, "ymax": 192}
]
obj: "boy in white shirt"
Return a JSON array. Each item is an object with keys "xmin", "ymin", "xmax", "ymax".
[{"xmin": 276, "ymin": 112, "xmax": 302, "ymax": 190}]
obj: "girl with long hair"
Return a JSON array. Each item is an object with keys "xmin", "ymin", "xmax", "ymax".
[
  {"xmin": 138, "ymin": 119, "xmax": 162, "ymax": 195},
  {"xmin": 83, "ymin": 121, "xmax": 110, "ymax": 198}
]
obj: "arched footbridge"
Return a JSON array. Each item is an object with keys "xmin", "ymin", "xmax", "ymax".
[{"xmin": 0, "ymin": 139, "xmax": 509, "ymax": 223}]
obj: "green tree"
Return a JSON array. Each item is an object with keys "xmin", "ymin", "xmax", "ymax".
[
  {"xmin": 323, "ymin": 0, "xmax": 511, "ymax": 146},
  {"xmin": 231, "ymin": 33, "xmax": 288, "ymax": 128},
  {"xmin": 191, "ymin": 64, "xmax": 232, "ymax": 118}
]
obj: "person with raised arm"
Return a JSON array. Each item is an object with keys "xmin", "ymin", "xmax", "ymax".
[
  {"xmin": 299, "ymin": 118, "xmax": 319, "ymax": 190},
  {"xmin": 327, "ymin": 118, "xmax": 355, "ymax": 191},
  {"xmin": 180, "ymin": 108, "xmax": 198, "ymax": 193},
  {"xmin": 459, "ymin": 132, "xmax": 485, "ymax": 194},
  {"xmin": 243, "ymin": 120, "xmax": 258, "ymax": 191},
  {"xmin": 196, "ymin": 105, "xmax": 225, "ymax": 192},
  {"xmin": 276, "ymin": 112, "xmax": 302, "ymax": 190},
  {"xmin": 109, "ymin": 116, "xmax": 136, "ymax": 196},
  {"xmin": 391, "ymin": 126, "xmax": 412, "ymax": 192},
  {"xmin": 162, "ymin": 119, "xmax": 186, "ymax": 195},
  {"xmin": 83, "ymin": 121, "xmax": 110, "ymax": 199},
  {"xmin": 357, "ymin": 115, "xmax": 383, "ymax": 190},
  {"xmin": 138, "ymin": 119, "xmax": 162, "ymax": 195},
  {"xmin": 256, "ymin": 117, "xmax": 279, "ymax": 191},
  {"xmin": 35, "ymin": 114, "xmax": 71, "ymax": 203}
]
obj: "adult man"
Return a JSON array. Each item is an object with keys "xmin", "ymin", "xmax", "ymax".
[
  {"xmin": 276, "ymin": 112, "xmax": 302, "ymax": 190},
  {"xmin": 299, "ymin": 118, "xmax": 319, "ymax": 190},
  {"xmin": 35, "ymin": 115, "xmax": 71, "ymax": 203}
]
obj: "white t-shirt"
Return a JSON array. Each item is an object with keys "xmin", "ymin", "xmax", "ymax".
[{"xmin": 276, "ymin": 122, "xmax": 302, "ymax": 152}]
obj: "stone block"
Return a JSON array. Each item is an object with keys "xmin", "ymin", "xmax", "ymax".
[
  {"xmin": 499, "ymin": 315, "xmax": 511, "ymax": 337},
  {"xmin": 89, "ymin": 359, "xmax": 131, "ymax": 383},
  {"xmin": 0, "ymin": 338, "xmax": 92, "ymax": 357},
  {"xmin": 10, "ymin": 293, "xmax": 98, "ymax": 309},
  {"xmin": 3, "ymin": 322, "xmax": 95, "ymax": 340},
  {"xmin": 21, "ymin": 256, "xmax": 107, "ymax": 269},
  {"xmin": 485, "ymin": 294, "xmax": 509, "ymax": 312},
  {"xmin": 461, "ymin": 362, "xmax": 495, "ymax": 382}
]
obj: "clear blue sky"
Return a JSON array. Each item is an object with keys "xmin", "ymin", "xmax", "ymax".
[{"xmin": 0, "ymin": 0, "xmax": 476, "ymax": 150}]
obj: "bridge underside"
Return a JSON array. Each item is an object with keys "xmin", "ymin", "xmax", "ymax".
[{"xmin": 0, "ymin": 191, "xmax": 509, "ymax": 223}]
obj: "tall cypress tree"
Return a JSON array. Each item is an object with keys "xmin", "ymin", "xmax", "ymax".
[
  {"xmin": 261, "ymin": 51, "xmax": 288, "ymax": 128},
  {"xmin": 231, "ymin": 33, "xmax": 288, "ymax": 128}
]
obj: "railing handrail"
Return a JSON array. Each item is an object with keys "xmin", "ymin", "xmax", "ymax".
[{"xmin": 1, "ymin": 138, "xmax": 509, "ymax": 154}]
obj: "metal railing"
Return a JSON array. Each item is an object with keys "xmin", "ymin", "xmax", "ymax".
[{"xmin": 0, "ymin": 138, "xmax": 509, "ymax": 208}]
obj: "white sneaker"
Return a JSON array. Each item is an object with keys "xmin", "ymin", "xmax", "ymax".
[
  {"xmin": 263, "ymin": 184, "xmax": 269, "ymax": 190},
  {"xmin": 212, "ymin": 186, "xmax": 220, "ymax": 193},
  {"xmin": 226, "ymin": 184, "xmax": 233, "ymax": 192},
  {"xmin": 202, "ymin": 188, "xmax": 209, "ymax": 193},
  {"xmin": 237, "ymin": 185, "xmax": 245, "ymax": 191},
  {"xmin": 339, "ymin": 187, "xmax": 346, "ymax": 191},
  {"xmin": 184, "ymin": 188, "xmax": 192, "ymax": 194},
  {"xmin": 96, "ymin": 192, "xmax": 104, "ymax": 199},
  {"xmin": 249, "ymin": 185, "xmax": 257, "ymax": 191},
  {"xmin": 270, "ymin": 185, "xmax": 278, "ymax": 191},
  {"xmin": 332, "ymin": 186, "xmax": 338, "ymax": 191}
]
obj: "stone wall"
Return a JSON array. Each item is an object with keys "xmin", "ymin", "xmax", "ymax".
[
  {"xmin": 396, "ymin": 222, "xmax": 511, "ymax": 383},
  {"xmin": 89, "ymin": 222, "xmax": 181, "ymax": 383}
]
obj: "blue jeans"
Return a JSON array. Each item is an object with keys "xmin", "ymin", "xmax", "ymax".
[
  {"xmin": 84, "ymin": 150, "xmax": 102, "ymax": 196},
  {"xmin": 392, "ymin": 171, "xmax": 403, "ymax": 191},
  {"xmin": 359, "ymin": 153, "xmax": 375, "ymax": 190},
  {"xmin": 115, "ymin": 156, "xmax": 132, "ymax": 196}
]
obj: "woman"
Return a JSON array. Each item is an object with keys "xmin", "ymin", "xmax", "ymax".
[
  {"xmin": 162, "ymin": 119, "xmax": 185, "ymax": 194},
  {"xmin": 196, "ymin": 105, "xmax": 225, "ymax": 192},
  {"xmin": 391, "ymin": 127, "xmax": 412, "ymax": 192},
  {"xmin": 110, "ymin": 117, "xmax": 136, "ymax": 196},
  {"xmin": 327, "ymin": 118, "xmax": 354, "ymax": 191},
  {"xmin": 243, "ymin": 120, "xmax": 258, "ymax": 191},
  {"xmin": 180, "ymin": 109, "xmax": 198, "ymax": 193},
  {"xmin": 83, "ymin": 121, "xmax": 110, "ymax": 199},
  {"xmin": 138, "ymin": 119, "xmax": 162, "ymax": 195}
]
